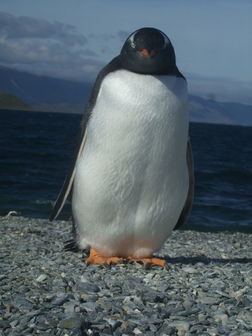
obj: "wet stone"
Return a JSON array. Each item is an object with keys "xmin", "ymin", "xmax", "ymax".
[
  {"xmin": 51, "ymin": 293, "xmax": 74, "ymax": 306},
  {"xmin": 36, "ymin": 274, "xmax": 47, "ymax": 282},
  {"xmin": 58, "ymin": 316, "xmax": 83, "ymax": 329},
  {"xmin": 63, "ymin": 301, "xmax": 77, "ymax": 313},
  {"xmin": 79, "ymin": 301, "xmax": 98, "ymax": 312},
  {"xmin": 0, "ymin": 320, "xmax": 10, "ymax": 330},
  {"xmin": 75, "ymin": 282, "xmax": 100, "ymax": 294},
  {"xmin": 12, "ymin": 297, "xmax": 33, "ymax": 311},
  {"xmin": 1, "ymin": 216, "xmax": 251, "ymax": 336}
]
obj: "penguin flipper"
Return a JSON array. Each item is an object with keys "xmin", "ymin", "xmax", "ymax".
[
  {"xmin": 174, "ymin": 140, "xmax": 194, "ymax": 230},
  {"xmin": 49, "ymin": 129, "xmax": 87, "ymax": 221},
  {"xmin": 49, "ymin": 57, "xmax": 122, "ymax": 222}
]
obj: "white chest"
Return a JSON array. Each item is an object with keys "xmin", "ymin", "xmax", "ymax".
[
  {"xmin": 73, "ymin": 70, "xmax": 189, "ymax": 256},
  {"xmin": 87, "ymin": 70, "xmax": 188, "ymax": 150}
]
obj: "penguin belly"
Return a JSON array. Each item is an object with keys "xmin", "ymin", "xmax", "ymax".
[{"xmin": 72, "ymin": 70, "xmax": 189, "ymax": 257}]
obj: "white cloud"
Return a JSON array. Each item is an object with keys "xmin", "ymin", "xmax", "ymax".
[
  {"xmin": 0, "ymin": 10, "xmax": 251, "ymax": 106},
  {"xmin": 0, "ymin": 11, "xmax": 87, "ymax": 45},
  {"xmin": 0, "ymin": 11, "xmax": 101, "ymax": 81}
]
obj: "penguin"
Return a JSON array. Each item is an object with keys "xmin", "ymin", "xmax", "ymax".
[{"xmin": 50, "ymin": 27, "xmax": 194, "ymax": 267}]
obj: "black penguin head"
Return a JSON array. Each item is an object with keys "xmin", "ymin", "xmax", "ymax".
[{"xmin": 119, "ymin": 27, "xmax": 176, "ymax": 75}]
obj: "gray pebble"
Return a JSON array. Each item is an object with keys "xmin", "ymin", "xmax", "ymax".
[
  {"xmin": 36, "ymin": 321, "xmax": 51, "ymax": 331},
  {"xmin": 13, "ymin": 297, "xmax": 33, "ymax": 310},
  {"xmin": 182, "ymin": 300, "xmax": 193, "ymax": 309},
  {"xmin": 36, "ymin": 274, "xmax": 47, "ymax": 282},
  {"xmin": 58, "ymin": 316, "xmax": 83, "ymax": 329},
  {"xmin": 198, "ymin": 296, "xmax": 219, "ymax": 304},
  {"xmin": 75, "ymin": 282, "xmax": 100, "ymax": 293},
  {"xmin": 79, "ymin": 301, "xmax": 97, "ymax": 312},
  {"xmin": 51, "ymin": 293, "xmax": 74, "ymax": 306},
  {"xmin": 1, "ymin": 216, "xmax": 252, "ymax": 336},
  {"xmin": 0, "ymin": 321, "xmax": 10, "ymax": 330}
]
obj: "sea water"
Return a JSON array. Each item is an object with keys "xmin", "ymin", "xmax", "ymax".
[{"xmin": 1, "ymin": 109, "xmax": 251, "ymax": 232}]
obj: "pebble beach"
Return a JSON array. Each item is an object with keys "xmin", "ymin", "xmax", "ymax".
[{"xmin": 0, "ymin": 215, "xmax": 251, "ymax": 336}]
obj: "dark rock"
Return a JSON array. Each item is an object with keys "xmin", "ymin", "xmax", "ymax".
[
  {"xmin": 58, "ymin": 317, "xmax": 83, "ymax": 329},
  {"xmin": 0, "ymin": 320, "xmax": 10, "ymax": 330},
  {"xmin": 13, "ymin": 296, "xmax": 33, "ymax": 310},
  {"xmin": 1, "ymin": 216, "xmax": 252, "ymax": 336},
  {"xmin": 51, "ymin": 293, "xmax": 74, "ymax": 306},
  {"xmin": 75, "ymin": 282, "xmax": 100, "ymax": 294}
]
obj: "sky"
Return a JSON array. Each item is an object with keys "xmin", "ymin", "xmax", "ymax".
[{"xmin": 0, "ymin": 0, "xmax": 251, "ymax": 103}]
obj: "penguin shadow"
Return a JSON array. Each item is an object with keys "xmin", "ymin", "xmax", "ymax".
[
  {"xmin": 64, "ymin": 240, "xmax": 252, "ymax": 265},
  {"xmin": 163, "ymin": 255, "xmax": 252, "ymax": 265}
]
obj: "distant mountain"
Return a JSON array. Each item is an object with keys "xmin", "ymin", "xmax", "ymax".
[
  {"xmin": 0, "ymin": 66, "xmax": 251, "ymax": 126},
  {"xmin": 0, "ymin": 92, "xmax": 30, "ymax": 110},
  {"xmin": 187, "ymin": 72, "xmax": 252, "ymax": 106},
  {"xmin": 0, "ymin": 65, "xmax": 92, "ymax": 107},
  {"xmin": 189, "ymin": 95, "xmax": 252, "ymax": 126}
]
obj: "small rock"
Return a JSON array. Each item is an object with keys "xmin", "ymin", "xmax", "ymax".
[
  {"xmin": 63, "ymin": 302, "xmax": 76, "ymax": 313},
  {"xmin": 199, "ymin": 296, "xmax": 219, "ymax": 304},
  {"xmin": 190, "ymin": 325, "xmax": 205, "ymax": 334},
  {"xmin": 0, "ymin": 320, "xmax": 10, "ymax": 330},
  {"xmin": 149, "ymin": 323, "xmax": 158, "ymax": 332},
  {"xmin": 182, "ymin": 266, "xmax": 197, "ymax": 274},
  {"xmin": 198, "ymin": 313, "xmax": 206, "ymax": 322},
  {"xmin": 36, "ymin": 322, "xmax": 50, "ymax": 331},
  {"xmin": 182, "ymin": 300, "xmax": 193, "ymax": 309},
  {"xmin": 13, "ymin": 297, "xmax": 33, "ymax": 310},
  {"xmin": 123, "ymin": 296, "xmax": 131, "ymax": 304},
  {"xmin": 75, "ymin": 282, "xmax": 100, "ymax": 293},
  {"xmin": 75, "ymin": 306, "xmax": 81, "ymax": 313},
  {"xmin": 58, "ymin": 317, "xmax": 82, "ymax": 329},
  {"xmin": 51, "ymin": 294, "xmax": 73, "ymax": 306},
  {"xmin": 170, "ymin": 321, "xmax": 190, "ymax": 336},
  {"xmin": 79, "ymin": 301, "xmax": 97, "ymax": 312},
  {"xmin": 133, "ymin": 327, "xmax": 142, "ymax": 335},
  {"xmin": 237, "ymin": 311, "xmax": 252, "ymax": 323},
  {"xmin": 10, "ymin": 320, "xmax": 19, "ymax": 328},
  {"xmin": 103, "ymin": 317, "xmax": 122, "ymax": 331},
  {"xmin": 36, "ymin": 274, "xmax": 47, "ymax": 282},
  {"xmin": 122, "ymin": 305, "xmax": 134, "ymax": 313},
  {"xmin": 2, "ymin": 285, "xmax": 12, "ymax": 291},
  {"xmin": 46, "ymin": 318, "xmax": 58, "ymax": 327},
  {"xmin": 214, "ymin": 313, "xmax": 228, "ymax": 325},
  {"xmin": 80, "ymin": 275, "xmax": 89, "ymax": 282},
  {"xmin": 207, "ymin": 328, "xmax": 219, "ymax": 336}
]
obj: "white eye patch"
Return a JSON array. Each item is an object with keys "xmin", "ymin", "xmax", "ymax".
[
  {"xmin": 160, "ymin": 31, "xmax": 171, "ymax": 48},
  {"xmin": 128, "ymin": 29, "xmax": 171, "ymax": 49},
  {"xmin": 129, "ymin": 33, "xmax": 136, "ymax": 48}
]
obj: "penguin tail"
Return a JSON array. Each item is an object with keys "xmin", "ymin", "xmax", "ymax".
[{"xmin": 64, "ymin": 239, "xmax": 80, "ymax": 252}]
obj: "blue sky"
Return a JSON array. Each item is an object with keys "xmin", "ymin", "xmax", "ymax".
[{"xmin": 0, "ymin": 0, "xmax": 251, "ymax": 103}]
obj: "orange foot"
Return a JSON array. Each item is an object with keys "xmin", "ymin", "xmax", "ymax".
[
  {"xmin": 86, "ymin": 248, "xmax": 123, "ymax": 265},
  {"xmin": 86, "ymin": 248, "xmax": 167, "ymax": 268},
  {"xmin": 127, "ymin": 256, "xmax": 167, "ymax": 268}
]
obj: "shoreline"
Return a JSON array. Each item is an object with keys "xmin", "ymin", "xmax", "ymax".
[{"xmin": 1, "ymin": 216, "xmax": 251, "ymax": 335}]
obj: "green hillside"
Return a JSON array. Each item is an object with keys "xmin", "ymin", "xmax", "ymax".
[{"xmin": 0, "ymin": 92, "xmax": 30, "ymax": 110}]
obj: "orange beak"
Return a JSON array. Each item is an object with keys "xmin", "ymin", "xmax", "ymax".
[{"xmin": 139, "ymin": 49, "xmax": 157, "ymax": 58}]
